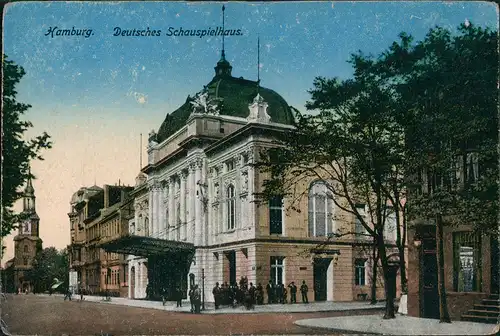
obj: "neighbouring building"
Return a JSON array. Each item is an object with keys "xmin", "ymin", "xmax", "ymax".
[
  {"xmin": 407, "ymin": 146, "xmax": 499, "ymax": 320},
  {"xmin": 7, "ymin": 170, "xmax": 43, "ymax": 293},
  {"xmin": 67, "ymin": 184, "xmax": 133, "ymax": 297},
  {"xmin": 98, "ymin": 47, "xmax": 405, "ymax": 303}
]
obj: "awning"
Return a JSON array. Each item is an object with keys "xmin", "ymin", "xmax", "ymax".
[{"xmin": 97, "ymin": 234, "xmax": 195, "ymax": 258}]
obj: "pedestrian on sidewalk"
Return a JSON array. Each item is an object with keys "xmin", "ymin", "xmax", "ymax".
[
  {"xmin": 212, "ymin": 282, "xmax": 220, "ymax": 309},
  {"xmin": 300, "ymin": 280, "xmax": 309, "ymax": 303},
  {"xmin": 189, "ymin": 286, "xmax": 195, "ymax": 313},
  {"xmin": 256, "ymin": 283, "xmax": 264, "ymax": 305},
  {"xmin": 176, "ymin": 286, "xmax": 183, "ymax": 308},
  {"xmin": 288, "ymin": 282, "xmax": 297, "ymax": 303},
  {"xmin": 193, "ymin": 285, "xmax": 201, "ymax": 314},
  {"xmin": 266, "ymin": 280, "xmax": 274, "ymax": 304}
]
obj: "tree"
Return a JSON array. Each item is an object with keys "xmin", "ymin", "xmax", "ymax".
[
  {"xmin": 2, "ymin": 55, "xmax": 52, "ymax": 239},
  {"xmin": 256, "ymin": 72, "xmax": 405, "ymax": 318},
  {"xmin": 26, "ymin": 247, "xmax": 68, "ymax": 294},
  {"xmin": 376, "ymin": 23, "xmax": 497, "ymax": 323},
  {"xmin": 256, "ymin": 22, "xmax": 496, "ymax": 321}
]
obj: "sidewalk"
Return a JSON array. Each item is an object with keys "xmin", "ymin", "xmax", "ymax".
[
  {"xmin": 37, "ymin": 293, "xmax": 386, "ymax": 314},
  {"xmin": 294, "ymin": 314, "xmax": 499, "ymax": 335}
]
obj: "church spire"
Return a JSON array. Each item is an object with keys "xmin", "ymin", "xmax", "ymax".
[
  {"xmin": 23, "ymin": 165, "xmax": 36, "ymax": 212},
  {"xmin": 214, "ymin": 5, "xmax": 232, "ymax": 77}
]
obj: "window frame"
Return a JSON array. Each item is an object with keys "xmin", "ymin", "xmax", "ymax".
[
  {"xmin": 354, "ymin": 259, "xmax": 366, "ymax": 286},
  {"xmin": 226, "ymin": 184, "xmax": 236, "ymax": 231},
  {"xmin": 270, "ymin": 256, "xmax": 285, "ymax": 285},
  {"xmin": 269, "ymin": 195, "xmax": 284, "ymax": 235},
  {"xmin": 308, "ymin": 181, "xmax": 334, "ymax": 237},
  {"xmin": 453, "ymin": 231, "xmax": 482, "ymax": 292}
]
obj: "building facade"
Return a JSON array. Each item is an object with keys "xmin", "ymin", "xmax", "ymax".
[
  {"xmin": 107, "ymin": 53, "xmax": 404, "ymax": 303},
  {"xmin": 67, "ymin": 184, "xmax": 133, "ymax": 297}
]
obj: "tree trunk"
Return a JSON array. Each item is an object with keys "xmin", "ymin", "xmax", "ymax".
[
  {"xmin": 370, "ymin": 240, "xmax": 379, "ymax": 304},
  {"xmin": 377, "ymin": 234, "xmax": 396, "ymax": 319},
  {"xmin": 436, "ymin": 214, "xmax": 451, "ymax": 323}
]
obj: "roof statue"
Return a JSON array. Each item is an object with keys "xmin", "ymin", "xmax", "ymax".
[
  {"xmin": 247, "ymin": 93, "xmax": 271, "ymax": 124},
  {"xmin": 190, "ymin": 91, "xmax": 221, "ymax": 116}
]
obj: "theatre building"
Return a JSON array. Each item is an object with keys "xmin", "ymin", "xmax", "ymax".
[{"xmin": 97, "ymin": 50, "xmax": 403, "ymax": 303}]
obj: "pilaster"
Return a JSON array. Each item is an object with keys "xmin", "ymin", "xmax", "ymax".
[
  {"xmin": 195, "ymin": 159, "xmax": 203, "ymax": 246},
  {"xmin": 180, "ymin": 170, "xmax": 188, "ymax": 240},
  {"xmin": 168, "ymin": 177, "xmax": 175, "ymax": 241}
]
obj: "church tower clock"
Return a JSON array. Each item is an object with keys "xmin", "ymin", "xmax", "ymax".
[{"xmin": 13, "ymin": 167, "xmax": 43, "ymax": 293}]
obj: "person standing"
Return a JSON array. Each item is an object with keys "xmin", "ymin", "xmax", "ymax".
[
  {"xmin": 266, "ymin": 280, "xmax": 273, "ymax": 304},
  {"xmin": 189, "ymin": 286, "xmax": 195, "ymax": 313},
  {"xmin": 288, "ymin": 282, "xmax": 297, "ymax": 304},
  {"xmin": 212, "ymin": 282, "xmax": 221, "ymax": 309},
  {"xmin": 300, "ymin": 280, "xmax": 309, "ymax": 303},
  {"xmin": 176, "ymin": 286, "xmax": 183, "ymax": 308},
  {"xmin": 248, "ymin": 283, "xmax": 256, "ymax": 309},
  {"xmin": 256, "ymin": 283, "xmax": 264, "ymax": 305},
  {"xmin": 193, "ymin": 285, "xmax": 201, "ymax": 314}
]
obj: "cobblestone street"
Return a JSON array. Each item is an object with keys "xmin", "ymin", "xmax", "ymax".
[{"xmin": 1, "ymin": 294, "xmax": 383, "ymax": 335}]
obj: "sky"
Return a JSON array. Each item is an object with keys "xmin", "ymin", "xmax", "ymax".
[{"xmin": 2, "ymin": 1, "xmax": 498, "ymax": 264}]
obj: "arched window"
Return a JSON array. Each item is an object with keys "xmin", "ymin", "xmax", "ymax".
[
  {"xmin": 226, "ymin": 184, "xmax": 236, "ymax": 230},
  {"xmin": 24, "ymin": 245, "xmax": 28, "ymax": 253},
  {"xmin": 308, "ymin": 181, "xmax": 334, "ymax": 237}
]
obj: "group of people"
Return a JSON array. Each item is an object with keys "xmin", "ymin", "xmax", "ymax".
[
  {"xmin": 265, "ymin": 280, "xmax": 309, "ymax": 304},
  {"xmin": 212, "ymin": 277, "xmax": 310, "ymax": 310}
]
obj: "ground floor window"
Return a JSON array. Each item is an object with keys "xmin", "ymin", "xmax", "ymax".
[
  {"xmin": 354, "ymin": 259, "xmax": 366, "ymax": 286},
  {"xmin": 270, "ymin": 256, "xmax": 284, "ymax": 285},
  {"xmin": 453, "ymin": 231, "xmax": 482, "ymax": 292}
]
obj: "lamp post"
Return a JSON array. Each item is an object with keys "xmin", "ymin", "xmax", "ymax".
[{"xmin": 202, "ymin": 268, "xmax": 205, "ymax": 311}]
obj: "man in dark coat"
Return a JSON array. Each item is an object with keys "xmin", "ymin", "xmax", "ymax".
[
  {"xmin": 300, "ymin": 280, "xmax": 309, "ymax": 303},
  {"xmin": 212, "ymin": 282, "xmax": 221, "ymax": 309},
  {"xmin": 176, "ymin": 286, "xmax": 183, "ymax": 307},
  {"xmin": 189, "ymin": 286, "xmax": 195, "ymax": 312},
  {"xmin": 266, "ymin": 280, "xmax": 274, "ymax": 304},
  {"xmin": 288, "ymin": 282, "xmax": 297, "ymax": 303},
  {"xmin": 256, "ymin": 283, "xmax": 264, "ymax": 305},
  {"xmin": 248, "ymin": 282, "xmax": 256, "ymax": 309},
  {"xmin": 276, "ymin": 283, "xmax": 284, "ymax": 304}
]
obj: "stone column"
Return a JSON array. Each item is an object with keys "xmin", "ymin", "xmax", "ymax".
[
  {"xmin": 188, "ymin": 163, "xmax": 196, "ymax": 243},
  {"xmin": 180, "ymin": 170, "xmax": 187, "ymax": 241},
  {"xmin": 195, "ymin": 159, "xmax": 203, "ymax": 246},
  {"xmin": 148, "ymin": 187, "xmax": 153, "ymax": 237},
  {"xmin": 168, "ymin": 177, "xmax": 175, "ymax": 241},
  {"xmin": 154, "ymin": 183, "xmax": 160, "ymax": 238},
  {"xmin": 247, "ymin": 148, "xmax": 255, "ymax": 230}
]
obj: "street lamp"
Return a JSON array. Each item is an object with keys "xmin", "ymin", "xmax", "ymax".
[{"xmin": 202, "ymin": 268, "xmax": 205, "ymax": 311}]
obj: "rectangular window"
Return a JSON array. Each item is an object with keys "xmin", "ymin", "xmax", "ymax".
[
  {"xmin": 355, "ymin": 204, "xmax": 367, "ymax": 237},
  {"xmin": 270, "ymin": 256, "xmax": 284, "ymax": 285},
  {"xmin": 453, "ymin": 232, "xmax": 482, "ymax": 292},
  {"xmin": 226, "ymin": 160, "xmax": 235, "ymax": 172},
  {"xmin": 355, "ymin": 259, "xmax": 366, "ymax": 286},
  {"xmin": 269, "ymin": 196, "xmax": 283, "ymax": 235}
]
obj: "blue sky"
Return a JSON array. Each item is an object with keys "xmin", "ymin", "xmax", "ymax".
[{"xmin": 2, "ymin": 1, "xmax": 498, "ymax": 259}]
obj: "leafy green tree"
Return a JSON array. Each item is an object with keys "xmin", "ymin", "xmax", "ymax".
[
  {"xmin": 2, "ymin": 55, "xmax": 52, "ymax": 240},
  {"xmin": 26, "ymin": 247, "xmax": 69, "ymax": 294},
  {"xmin": 376, "ymin": 23, "xmax": 497, "ymax": 323},
  {"xmin": 256, "ymin": 22, "xmax": 496, "ymax": 321}
]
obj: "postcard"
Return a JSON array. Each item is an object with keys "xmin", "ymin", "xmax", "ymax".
[{"xmin": 1, "ymin": 1, "xmax": 498, "ymax": 335}]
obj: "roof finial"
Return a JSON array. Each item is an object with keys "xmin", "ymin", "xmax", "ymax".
[{"xmin": 221, "ymin": 5, "xmax": 226, "ymax": 60}]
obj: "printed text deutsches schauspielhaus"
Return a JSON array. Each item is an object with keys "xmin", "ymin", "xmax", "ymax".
[{"xmin": 113, "ymin": 27, "xmax": 243, "ymax": 37}]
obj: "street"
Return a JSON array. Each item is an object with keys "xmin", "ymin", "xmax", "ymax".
[{"xmin": 0, "ymin": 294, "xmax": 382, "ymax": 335}]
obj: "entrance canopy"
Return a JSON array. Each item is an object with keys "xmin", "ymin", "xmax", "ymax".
[{"xmin": 97, "ymin": 234, "xmax": 195, "ymax": 258}]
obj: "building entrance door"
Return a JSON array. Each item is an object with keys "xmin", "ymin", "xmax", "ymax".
[
  {"xmin": 313, "ymin": 258, "xmax": 331, "ymax": 302},
  {"xmin": 420, "ymin": 227, "xmax": 439, "ymax": 319}
]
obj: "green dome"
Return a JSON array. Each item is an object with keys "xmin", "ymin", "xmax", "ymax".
[{"xmin": 156, "ymin": 61, "xmax": 295, "ymax": 143}]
